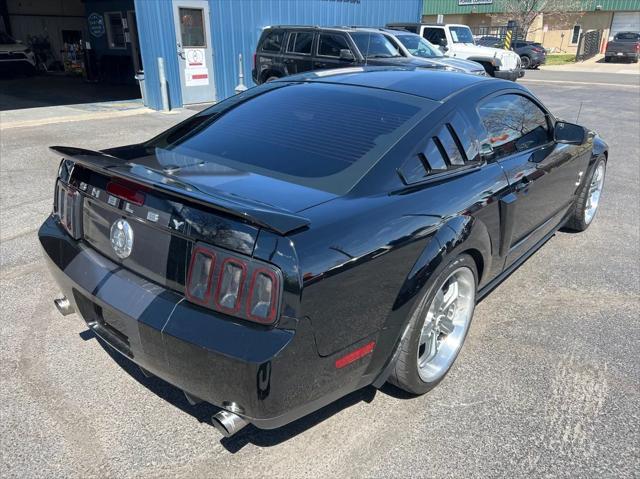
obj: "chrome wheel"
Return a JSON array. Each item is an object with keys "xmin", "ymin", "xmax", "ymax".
[
  {"xmin": 584, "ymin": 162, "xmax": 605, "ymax": 224},
  {"xmin": 417, "ymin": 267, "xmax": 475, "ymax": 383}
]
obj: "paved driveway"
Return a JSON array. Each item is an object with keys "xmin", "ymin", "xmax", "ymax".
[{"xmin": 1, "ymin": 71, "xmax": 638, "ymax": 478}]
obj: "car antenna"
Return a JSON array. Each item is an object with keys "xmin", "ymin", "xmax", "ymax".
[{"xmin": 575, "ymin": 101, "xmax": 584, "ymax": 123}]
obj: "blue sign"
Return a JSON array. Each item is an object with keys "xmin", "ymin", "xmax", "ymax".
[{"xmin": 88, "ymin": 13, "xmax": 105, "ymax": 38}]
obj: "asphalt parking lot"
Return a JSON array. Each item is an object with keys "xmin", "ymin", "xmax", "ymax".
[{"xmin": 1, "ymin": 70, "xmax": 638, "ymax": 478}]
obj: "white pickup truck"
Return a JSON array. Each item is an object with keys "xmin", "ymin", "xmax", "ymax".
[{"xmin": 387, "ymin": 23, "xmax": 524, "ymax": 81}]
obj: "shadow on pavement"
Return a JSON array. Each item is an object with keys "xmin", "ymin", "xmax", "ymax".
[
  {"xmin": 82, "ymin": 328, "xmax": 383, "ymax": 451},
  {"xmin": 0, "ymin": 73, "xmax": 140, "ymax": 111}
]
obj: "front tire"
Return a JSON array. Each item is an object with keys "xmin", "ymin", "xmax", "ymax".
[
  {"xmin": 564, "ymin": 156, "xmax": 606, "ymax": 232},
  {"xmin": 389, "ymin": 254, "xmax": 477, "ymax": 395}
]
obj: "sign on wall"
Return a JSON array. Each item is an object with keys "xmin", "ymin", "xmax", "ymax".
[
  {"xmin": 458, "ymin": 0, "xmax": 493, "ymax": 5},
  {"xmin": 88, "ymin": 13, "xmax": 105, "ymax": 38},
  {"xmin": 184, "ymin": 48, "xmax": 209, "ymax": 86}
]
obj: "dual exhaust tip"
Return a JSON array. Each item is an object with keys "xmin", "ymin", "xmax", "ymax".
[{"xmin": 55, "ymin": 295, "xmax": 248, "ymax": 438}]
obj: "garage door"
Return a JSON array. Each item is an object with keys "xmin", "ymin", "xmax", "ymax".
[{"xmin": 611, "ymin": 11, "xmax": 640, "ymax": 38}]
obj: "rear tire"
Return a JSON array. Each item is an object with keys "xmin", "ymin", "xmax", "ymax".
[
  {"xmin": 564, "ymin": 156, "xmax": 606, "ymax": 232},
  {"xmin": 389, "ymin": 254, "xmax": 477, "ymax": 395},
  {"xmin": 265, "ymin": 75, "xmax": 280, "ymax": 82},
  {"xmin": 520, "ymin": 55, "xmax": 531, "ymax": 69}
]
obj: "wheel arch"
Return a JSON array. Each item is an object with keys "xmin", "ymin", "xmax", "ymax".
[{"xmin": 369, "ymin": 214, "xmax": 493, "ymax": 386}]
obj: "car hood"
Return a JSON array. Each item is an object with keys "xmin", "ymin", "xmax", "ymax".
[
  {"xmin": 103, "ymin": 144, "xmax": 338, "ymax": 214},
  {"xmin": 424, "ymin": 56, "xmax": 485, "ymax": 72},
  {"xmin": 364, "ymin": 56, "xmax": 448, "ymax": 69},
  {"xmin": 0, "ymin": 43, "xmax": 28, "ymax": 53}
]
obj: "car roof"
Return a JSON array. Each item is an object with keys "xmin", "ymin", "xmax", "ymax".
[{"xmin": 274, "ymin": 66, "xmax": 499, "ymax": 102}]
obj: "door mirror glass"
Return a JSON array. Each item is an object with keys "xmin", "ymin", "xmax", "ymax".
[
  {"xmin": 480, "ymin": 143, "xmax": 494, "ymax": 160},
  {"xmin": 554, "ymin": 121, "xmax": 586, "ymax": 145},
  {"xmin": 339, "ymin": 49, "xmax": 354, "ymax": 61}
]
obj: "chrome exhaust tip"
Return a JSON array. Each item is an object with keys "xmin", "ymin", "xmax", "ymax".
[
  {"xmin": 211, "ymin": 410, "xmax": 249, "ymax": 438},
  {"xmin": 54, "ymin": 296, "xmax": 74, "ymax": 316}
]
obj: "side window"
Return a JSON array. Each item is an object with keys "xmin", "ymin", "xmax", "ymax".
[
  {"xmin": 478, "ymin": 94, "xmax": 550, "ymax": 160},
  {"xmin": 262, "ymin": 30, "xmax": 284, "ymax": 52},
  {"xmin": 424, "ymin": 28, "xmax": 446, "ymax": 46},
  {"xmin": 287, "ymin": 32, "xmax": 314, "ymax": 55},
  {"xmin": 318, "ymin": 33, "xmax": 350, "ymax": 57}
]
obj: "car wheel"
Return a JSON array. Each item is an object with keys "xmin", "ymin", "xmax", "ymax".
[
  {"xmin": 564, "ymin": 156, "xmax": 606, "ymax": 232},
  {"xmin": 265, "ymin": 75, "xmax": 280, "ymax": 83},
  {"xmin": 520, "ymin": 55, "xmax": 531, "ymax": 69},
  {"xmin": 389, "ymin": 254, "xmax": 477, "ymax": 395},
  {"xmin": 604, "ymin": 56, "xmax": 611, "ymax": 63}
]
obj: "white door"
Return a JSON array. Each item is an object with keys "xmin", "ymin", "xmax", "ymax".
[
  {"xmin": 610, "ymin": 11, "xmax": 640, "ymax": 38},
  {"xmin": 173, "ymin": 0, "xmax": 216, "ymax": 105}
]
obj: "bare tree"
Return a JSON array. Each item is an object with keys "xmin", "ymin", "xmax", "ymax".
[{"xmin": 490, "ymin": 0, "xmax": 585, "ymax": 37}]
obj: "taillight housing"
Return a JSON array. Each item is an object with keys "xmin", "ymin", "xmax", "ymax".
[
  {"xmin": 185, "ymin": 243, "xmax": 282, "ymax": 325},
  {"xmin": 54, "ymin": 180, "xmax": 82, "ymax": 239}
]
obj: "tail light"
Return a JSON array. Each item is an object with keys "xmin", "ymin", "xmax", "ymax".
[
  {"xmin": 54, "ymin": 181, "xmax": 82, "ymax": 239},
  {"xmin": 636, "ymin": 42, "xmax": 640, "ymax": 52},
  {"xmin": 185, "ymin": 243, "xmax": 282, "ymax": 325}
]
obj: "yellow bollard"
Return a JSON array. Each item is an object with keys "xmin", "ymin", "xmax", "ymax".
[{"xmin": 504, "ymin": 30, "xmax": 512, "ymax": 50}]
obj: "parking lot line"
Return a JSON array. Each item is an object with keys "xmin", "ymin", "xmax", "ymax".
[
  {"xmin": 0, "ymin": 108, "xmax": 154, "ymax": 131},
  {"xmin": 521, "ymin": 78, "xmax": 639, "ymax": 88}
]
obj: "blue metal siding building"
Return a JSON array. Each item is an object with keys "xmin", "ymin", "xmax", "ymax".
[{"xmin": 134, "ymin": 0, "xmax": 422, "ymax": 110}]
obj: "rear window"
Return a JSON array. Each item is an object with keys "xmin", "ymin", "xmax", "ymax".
[
  {"xmin": 614, "ymin": 32, "xmax": 640, "ymax": 41},
  {"xmin": 160, "ymin": 83, "xmax": 430, "ymax": 194},
  {"xmin": 261, "ymin": 30, "xmax": 284, "ymax": 52}
]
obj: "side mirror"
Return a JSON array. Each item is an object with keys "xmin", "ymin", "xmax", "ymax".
[
  {"xmin": 339, "ymin": 49, "xmax": 354, "ymax": 61},
  {"xmin": 554, "ymin": 121, "xmax": 587, "ymax": 145},
  {"xmin": 480, "ymin": 142, "xmax": 494, "ymax": 161}
]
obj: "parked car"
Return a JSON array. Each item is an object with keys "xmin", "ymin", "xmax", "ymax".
[
  {"xmin": 252, "ymin": 26, "xmax": 483, "ymax": 85},
  {"xmin": 383, "ymin": 28, "xmax": 486, "ymax": 75},
  {"xmin": 477, "ymin": 36, "xmax": 546, "ymax": 69},
  {"xmin": 605, "ymin": 31, "xmax": 640, "ymax": 63},
  {"xmin": 387, "ymin": 23, "xmax": 523, "ymax": 80},
  {"xmin": 40, "ymin": 67, "xmax": 607, "ymax": 437},
  {"xmin": 0, "ymin": 32, "xmax": 36, "ymax": 74}
]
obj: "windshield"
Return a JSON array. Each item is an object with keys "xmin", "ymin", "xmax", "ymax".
[
  {"xmin": 151, "ymin": 83, "xmax": 432, "ymax": 194},
  {"xmin": 396, "ymin": 34, "xmax": 443, "ymax": 58},
  {"xmin": 351, "ymin": 32, "xmax": 402, "ymax": 58},
  {"xmin": 450, "ymin": 26, "xmax": 475, "ymax": 44},
  {"xmin": 0, "ymin": 32, "xmax": 16, "ymax": 44}
]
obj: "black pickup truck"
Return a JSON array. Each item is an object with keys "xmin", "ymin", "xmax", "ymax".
[{"xmin": 605, "ymin": 32, "xmax": 639, "ymax": 63}]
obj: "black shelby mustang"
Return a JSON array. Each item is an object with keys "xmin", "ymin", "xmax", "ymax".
[{"xmin": 40, "ymin": 67, "xmax": 607, "ymax": 437}]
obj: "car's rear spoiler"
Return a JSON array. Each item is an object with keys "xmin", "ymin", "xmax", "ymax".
[{"xmin": 50, "ymin": 146, "xmax": 311, "ymax": 235}]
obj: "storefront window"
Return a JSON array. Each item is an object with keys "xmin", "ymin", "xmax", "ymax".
[
  {"xmin": 179, "ymin": 8, "xmax": 206, "ymax": 47},
  {"xmin": 105, "ymin": 12, "xmax": 126, "ymax": 49}
]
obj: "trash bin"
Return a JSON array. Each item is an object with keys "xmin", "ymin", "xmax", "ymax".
[{"xmin": 134, "ymin": 70, "xmax": 146, "ymax": 106}]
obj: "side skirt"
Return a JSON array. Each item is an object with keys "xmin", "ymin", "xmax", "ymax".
[{"xmin": 477, "ymin": 224, "xmax": 559, "ymax": 301}]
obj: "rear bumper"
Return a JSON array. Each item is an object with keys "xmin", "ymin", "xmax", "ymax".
[
  {"xmin": 494, "ymin": 68, "xmax": 525, "ymax": 81},
  {"xmin": 605, "ymin": 51, "xmax": 638, "ymax": 59},
  {"xmin": 39, "ymin": 215, "xmax": 377, "ymax": 429}
]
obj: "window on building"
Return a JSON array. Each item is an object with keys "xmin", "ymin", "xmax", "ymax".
[
  {"xmin": 570, "ymin": 25, "xmax": 582, "ymax": 45},
  {"xmin": 478, "ymin": 94, "xmax": 550, "ymax": 160},
  {"xmin": 318, "ymin": 33, "xmax": 350, "ymax": 57},
  {"xmin": 286, "ymin": 32, "xmax": 314, "ymax": 55},
  {"xmin": 105, "ymin": 12, "xmax": 126, "ymax": 49},
  {"xmin": 179, "ymin": 8, "xmax": 206, "ymax": 47},
  {"xmin": 261, "ymin": 30, "xmax": 284, "ymax": 52}
]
